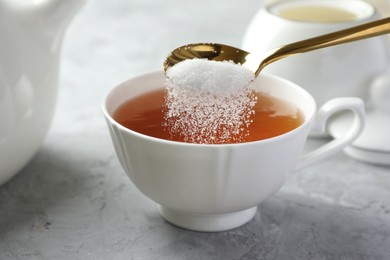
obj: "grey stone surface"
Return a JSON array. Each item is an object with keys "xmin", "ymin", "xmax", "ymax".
[{"xmin": 1, "ymin": 0, "xmax": 390, "ymax": 259}]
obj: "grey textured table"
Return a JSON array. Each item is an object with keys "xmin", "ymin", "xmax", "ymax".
[{"xmin": 1, "ymin": 0, "xmax": 390, "ymax": 259}]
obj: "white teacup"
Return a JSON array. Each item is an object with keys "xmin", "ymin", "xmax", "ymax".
[
  {"xmin": 242, "ymin": 0, "xmax": 389, "ymax": 106},
  {"xmin": 102, "ymin": 71, "xmax": 365, "ymax": 232}
]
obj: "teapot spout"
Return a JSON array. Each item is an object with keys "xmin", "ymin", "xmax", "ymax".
[
  {"xmin": 39, "ymin": 0, "xmax": 86, "ymax": 21},
  {"xmin": 37, "ymin": 0, "xmax": 86, "ymax": 50}
]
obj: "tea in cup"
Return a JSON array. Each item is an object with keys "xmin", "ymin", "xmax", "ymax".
[
  {"xmin": 102, "ymin": 71, "xmax": 365, "ymax": 232},
  {"xmin": 242, "ymin": 0, "xmax": 389, "ymax": 106}
]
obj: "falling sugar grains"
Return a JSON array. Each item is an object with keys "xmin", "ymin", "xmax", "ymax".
[{"xmin": 164, "ymin": 59, "xmax": 257, "ymax": 144}]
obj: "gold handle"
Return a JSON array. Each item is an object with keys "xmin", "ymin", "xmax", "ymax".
[{"xmin": 256, "ymin": 17, "xmax": 390, "ymax": 76}]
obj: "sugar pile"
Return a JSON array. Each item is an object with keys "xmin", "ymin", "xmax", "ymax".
[{"xmin": 164, "ymin": 59, "xmax": 257, "ymax": 144}]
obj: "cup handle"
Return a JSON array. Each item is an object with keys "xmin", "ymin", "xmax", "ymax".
[{"xmin": 294, "ymin": 97, "xmax": 365, "ymax": 171}]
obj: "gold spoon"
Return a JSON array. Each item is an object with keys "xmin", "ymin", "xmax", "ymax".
[{"xmin": 164, "ymin": 17, "xmax": 390, "ymax": 77}]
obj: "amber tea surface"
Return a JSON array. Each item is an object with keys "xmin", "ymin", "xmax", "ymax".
[{"xmin": 113, "ymin": 88, "xmax": 304, "ymax": 144}]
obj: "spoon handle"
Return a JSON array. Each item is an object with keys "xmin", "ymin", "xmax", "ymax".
[{"xmin": 257, "ymin": 17, "xmax": 390, "ymax": 76}]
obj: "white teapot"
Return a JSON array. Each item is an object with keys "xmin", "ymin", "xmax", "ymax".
[{"xmin": 0, "ymin": 0, "xmax": 85, "ymax": 185}]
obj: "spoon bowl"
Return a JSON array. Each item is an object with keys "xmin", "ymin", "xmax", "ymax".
[{"xmin": 164, "ymin": 17, "xmax": 390, "ymax": 77}]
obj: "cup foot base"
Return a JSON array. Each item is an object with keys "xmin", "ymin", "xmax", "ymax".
[{"xmin": 158, "ymin": 206, "xmax": 257, "ymax": 232}]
